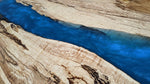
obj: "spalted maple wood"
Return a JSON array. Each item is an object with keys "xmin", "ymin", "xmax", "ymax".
[
  {"xmin": 0, "ymin": 21, "xmax": 139, "ymax": 84},
  {"xmin": 16, "ymin": 0, "xmax": 150, "ymax": 37}
]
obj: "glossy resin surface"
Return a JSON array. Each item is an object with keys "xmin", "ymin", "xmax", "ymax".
[{"xmin": 0, "ymin": 0, "xmax": 150, "ymax": 83}]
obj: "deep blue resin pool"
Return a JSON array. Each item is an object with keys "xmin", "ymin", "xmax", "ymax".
[{"xmin": 0, "ymin": 0, "xmax": 150, "ymax": 83}]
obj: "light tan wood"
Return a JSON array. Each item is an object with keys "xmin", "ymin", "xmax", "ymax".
[
  {"xmin": 0, "ymin": 21, "xmax": 139, "ymax": 84},
  {"xmin": 16, "ymin": 0, "xmax": 150, "ymax": 37}
]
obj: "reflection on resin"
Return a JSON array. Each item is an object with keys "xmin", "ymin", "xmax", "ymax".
[{"xmin": 0, "ymin": 0, "xmax": 150, "ymax": 83}]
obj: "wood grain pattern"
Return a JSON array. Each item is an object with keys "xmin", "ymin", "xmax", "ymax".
[
  {"xmin": 16, "ymin": 0, "xmax": 150, "ymax": 37},
  {"xmin": 116, "ymin": 0, "xmax": 150, "ymax": 14},
  {"xmin": 0, "ymin": 20, "xmax": 139, "ymax": 84}
]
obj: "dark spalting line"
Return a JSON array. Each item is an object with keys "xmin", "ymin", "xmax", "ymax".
[
  {"xmin": 51, "ymin": 73, "xmax": 61, "ymax": 84},
  {"xmin": 0, "ymin": 23, "xmax": 6, "ymax": 32},
  {"xmin": 61, "ymin": 65, "xmax": 88, "ymax": 84},
  {"xmin": 3, "ymin": 49, "xmax": 18, "ymax": 65},
  {"xmin": 32, "ymin": 66, "xmax": 53, "ymax": 84},
  {"xmin": 32, "ymin": 66, "xmax": 61, "ymax": 84},
  {"xmin": 68, "ymin": 78, "xmax": 74, "ymax": 84},
  {"xmin": 6, "ymin": 70, "xmax": 26, "ymax": 84},
  {"xmin": 68, "ymin": 77, "xmax": 87, "ymax": 84},
  {"xmin": 81, "ymin": 65, "xmax": 110, "ymax": 84},
  {"xmin": 11, "ymin": 24, "xmax": 19, "ymax": 32},
  {"xmin": 0, "ymin": 49, "xmax": 25, "ymax": 84},
  {"xmin": 48, "ymin": 0, "xmax": 76, "ymax": 8},
  {"xmin": 0, "ymin": 51, "xmax": 4, "ymax": 64},
  {"xmin": 1, "ymin": 31, "xmax": 28, "ymax": 50},
  {"xmin": 0, "ymin": 22, "xmax": 28, "ymax": 50},
  {"xmin": 11, "ymin": 24, "xmax": 16, "ymax": 29},
  {"xmin": 0, "ymin": 47, "xmax": 18, "ymax": 65},
  {"xmin": 115, "ymin": 0, "xmax": 126, "ymax": 10},
  {"xmin": 21, "ymin": 1, "xmax": 30, "ymax": 6},
  {"xmin": 0, "ymin": 46, "xmax": 59, "ymax": 84}
]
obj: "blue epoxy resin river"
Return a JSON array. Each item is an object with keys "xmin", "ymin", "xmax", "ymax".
[{"xmin": 0, "ymin": 0, "xmax": 150, "ymax": 83}]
